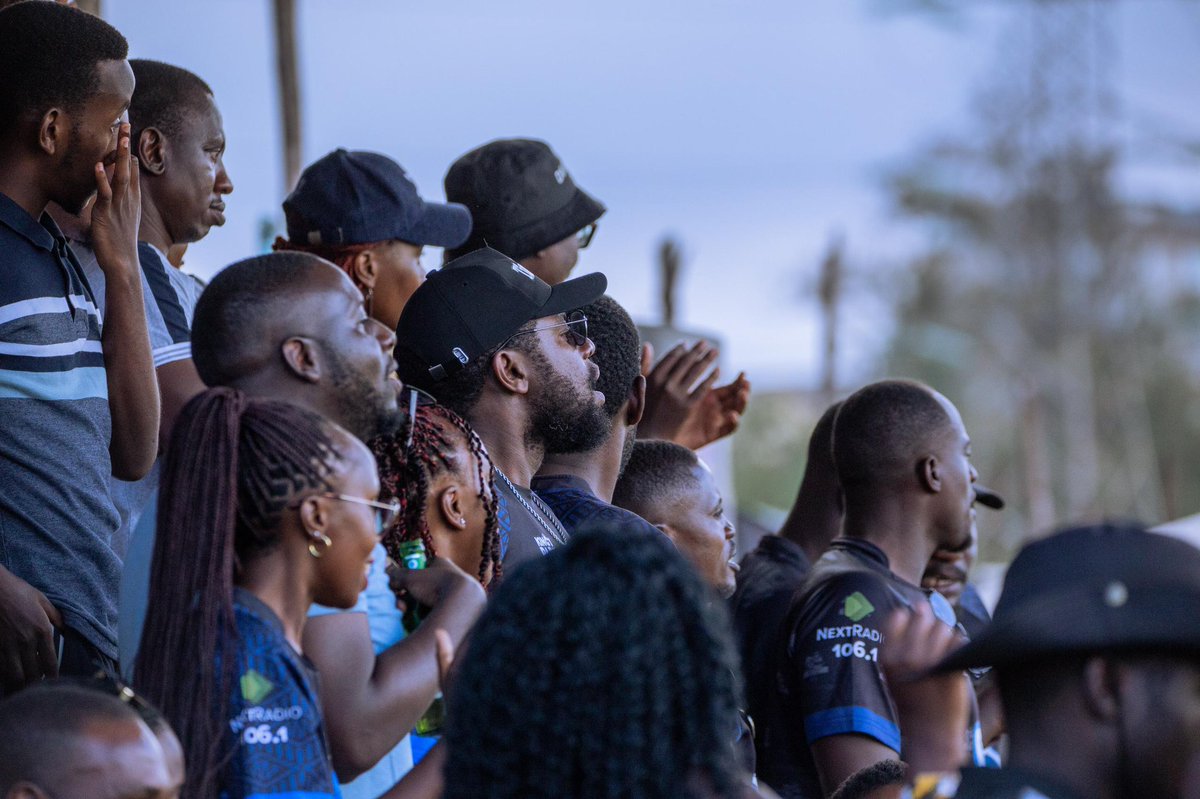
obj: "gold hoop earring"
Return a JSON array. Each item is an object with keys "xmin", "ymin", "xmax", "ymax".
[{"xmin": 308, "ymin": 532, "xmax": 333, "ymax": 559}]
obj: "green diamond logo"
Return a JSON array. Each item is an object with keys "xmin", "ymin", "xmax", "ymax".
[
  {"xmin": 240, "ymin": 669, "xmax": 274, "ymax": 704},
  {"xmin": 842, "ymin": 591, "xmax": 875, "ymax": 622}
]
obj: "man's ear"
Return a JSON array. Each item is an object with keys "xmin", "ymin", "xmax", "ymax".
[
  {"xmin": 280, "ymin": 336, "xmax": 322, "ymax": 383},
  {"xmin": 8, "ymin": 782, "xmax": 53, "ymax": 799},
  {"xmin": 437, "ymin": 484, "xmax": 468, "ymax": 530},
  {"xmin": 349, "ymin": 249, "xmax": 378, "ymax": 294},
  {"xmin": 1082, "ymin": 656, "xmax": 1122, "ymax": 723},
  {"xmin": 137, "ymin": 127, "xmax": 167, "ymax": 176},
  {"xmin": 654, "ymin": 522, "xmax": 681, "ymax": 549},
  {"xmin": 918, "ymin": 455, "xmax": 942, "ymax": 494},
  {"xmin": 624, "ymin": 374, "xmax": 647, "ymax": 427},
  {"xmin": 37, "ymin": 108, "xmax": 65, "ymax": 156},
  {"xmin": 491, "ymin": 348, "xmax": 531, "ymax": 396}
]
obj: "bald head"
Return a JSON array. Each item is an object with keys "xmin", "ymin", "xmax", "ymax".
[
  {"xmin": 192, "ymin": 251, "xmax": 356, "ymax": 386},
  {"xmin": 0, "ymin": 683, "xmax": 176, "ymax": 798},
  {"xmin": 833, "ymin": 379, "xmax": 958, "ymax": 495}
]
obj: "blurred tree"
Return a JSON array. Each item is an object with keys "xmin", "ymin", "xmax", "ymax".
[{"xmin": 882, "ymin": 0, "xmax": 1200, "ymax": 550}]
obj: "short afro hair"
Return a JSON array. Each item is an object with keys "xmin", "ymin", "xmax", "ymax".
[
  {"xmin": 0, "ymin": 2, "xmax": 128, "ymax": 133},
  {"xmin": 582, "ymin": 295, "xmax": 642, "ymax": 420},
  {"xmin": 828, "ymin": 759, "xmax": 907, "ymax": 799},
  {"xmin": 191, "ymin": 251, "xmax": 339, "ymax": 387},
  {"xmin": 129, "ymin": 60, "xmax": 214, "ymax": 148},
  {"xmin": 832, "ymin": 379, "xmax": 954, "ymax": 493},
  {"xmin": 612, "ymin": 439, "xmax": 701, "ymax": 521},
  {"xmin": 0, "ymin": 680, "xmax": 148, "ymax": 793}
]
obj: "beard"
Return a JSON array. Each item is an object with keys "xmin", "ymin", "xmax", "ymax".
[
  {"xmin": 524, "ymin": 345, "xmax": 610, "ymax": 456},
  {"xmin": 321, "ymin": 343, "xmax": 404, "ymax": 442}
]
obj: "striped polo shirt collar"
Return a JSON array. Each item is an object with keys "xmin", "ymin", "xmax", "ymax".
[{"xmin": 0, "ymin": 191, "xmax": 60, "ymax": 252}]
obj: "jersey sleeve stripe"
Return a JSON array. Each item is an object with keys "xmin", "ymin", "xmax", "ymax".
[{"xmin": 803, "ymin": 705, "xmax": 901, "ymax": 751}]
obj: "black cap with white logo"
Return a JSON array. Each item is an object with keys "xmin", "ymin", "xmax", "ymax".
[{"xmin": 394, "ymin": 247, "xmax": 606, "ymax": 390}]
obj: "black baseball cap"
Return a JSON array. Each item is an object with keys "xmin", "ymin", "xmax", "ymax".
[
  {"xmin": 394, "ymin": 247, "xmax": 607, "ymax": 389},
  {"xmin": 938, "ymin": 522, "xmax": 1200, "ymax": 671},
  {"xmin": 284, "ymin": 149, "xmax": 472, "ymax": 248},
  {"xmin": 444, "ymin": 138, "xmax": 606, "ymax": 261}
]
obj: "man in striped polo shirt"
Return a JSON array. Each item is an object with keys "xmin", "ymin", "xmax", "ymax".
[{"xmin": 0, "ymin": 3, "xmax": 158, "ymax": 692}]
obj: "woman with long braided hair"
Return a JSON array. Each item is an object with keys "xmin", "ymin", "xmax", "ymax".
[
  {"xmin": 442, "ymin": 522, "xmax": 761, "ymax": 799},
  {"xmin": 134, "ymin": 387, "xmax": 394, "ymax": 799},
  {"xmin": 372, "ymin": 401, "xmax": 501, "ymax": 587}
]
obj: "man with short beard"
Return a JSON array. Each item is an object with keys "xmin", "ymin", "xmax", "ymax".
[{"xmin": 395, "ymin": 246, "xmax": 608, "ymax": 567}]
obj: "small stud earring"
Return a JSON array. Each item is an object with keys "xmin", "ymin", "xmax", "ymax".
[
  {"xmin": 308, "ymin": 531, "xmax": 333, "ymax": 559},
  {"xmin": 459, "ymin": 518, "xmax": 467, "ymax": 526}
]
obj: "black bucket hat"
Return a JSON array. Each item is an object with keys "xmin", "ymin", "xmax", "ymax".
[
  {"xmin": 284, "ymin": 149, "xmax": 472, "ymax": 248},
  {"xmin": 444, "ymin": 138, "xmax": 606, "ymax": 261},
  {"xmin": 938, "ymin": 521, "xmax": 1200, "ymax": 671},
  {"xmin": 394, "ymin": 247, "xmax": 606, "ymax": 390}
]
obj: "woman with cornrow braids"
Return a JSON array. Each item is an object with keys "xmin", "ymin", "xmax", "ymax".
[
  {"xmin": 372, "ymin": 401, "xmax": 502, "ymax": 588},
  {"xmin": 134, "ymin": 387, "xmax": 389, "ymax": 799}
]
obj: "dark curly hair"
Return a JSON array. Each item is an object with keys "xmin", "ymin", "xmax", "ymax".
[
  {"xmin": 581, "ymin": 295, "xmax": 642, "ymax": 420},
  {"xmin": 443, "ymin": 522, "xmax": 748, "ymax": 799},
  {"xmin": 371, "ymin": 402, "xmax": 501, "ymax": 585}
]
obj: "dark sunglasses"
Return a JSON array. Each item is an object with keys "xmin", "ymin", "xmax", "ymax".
[
  {"xmin": 576, "ymin": 223, "xmax": 597, "ymax": 249},
  {"xmin": 499, "ymin": 310, "xmax": 590, "ymax": 351}
]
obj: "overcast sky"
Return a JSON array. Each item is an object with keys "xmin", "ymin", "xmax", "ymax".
[{"xmin": 102, "ymin": 0, "xmax": 1200, "ymax": 389}]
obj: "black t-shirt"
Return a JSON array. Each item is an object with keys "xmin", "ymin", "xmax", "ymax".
[
  {"xmin": 729, "ymin": 535, "xmax": 811, "ymax": 738},
  {"xmin": 911, "ymin": 767, "xmax": 1085, "ymax": 799},
  {"xmin": 758, "ymin": 538, "xmax": 969, "ymax": 799},
  {"xmin": 495, "ymin": 477, "xmax": 568, "ymax": 569}
]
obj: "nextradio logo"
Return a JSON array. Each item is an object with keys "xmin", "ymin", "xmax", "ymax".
[{"xmin": 815, "ymin": 624, "xmax": 883, "ymax": 643}]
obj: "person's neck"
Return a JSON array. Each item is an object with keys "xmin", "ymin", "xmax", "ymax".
[
  {"xmin": 778, "ymin": 483, "xmax": 841, "ymax": 563},
  {"xmin": 1007, "ymin": 730, "xmax": 1117, "ymax": 799},
  {"xmin": 236, "ymin": 555, "xmax": 311, "ymax": 652},
  {"xmin": 536, "ymin": 423, "xmax": 625, "ymax": 503},
  {"xmin": 840, "ymin": 498, "xmax": 936, "ymax": 585},
  {"xmin": 138, "ymin": 198, "xmax": 174, "ymax": 255},
  {"xmin": 468, "ymin": 396, "xmax": 540, "ymax": 487},
  {"xmin": 0, "ymin": 159, "xmax": 50, "ymax": 220}
]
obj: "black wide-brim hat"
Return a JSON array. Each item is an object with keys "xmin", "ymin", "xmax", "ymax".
[
  {"xmin": 938, "ymin": 522, "xmax": 1200, "ymax": 671},
  {"xmin": 394, "ymin": 246, "xmax": 606, "ymax": 390}
]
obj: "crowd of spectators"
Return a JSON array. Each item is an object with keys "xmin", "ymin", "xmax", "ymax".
[{"xmin": 3, "ymin": 4, "xmax": 1200, "ymax": 799}]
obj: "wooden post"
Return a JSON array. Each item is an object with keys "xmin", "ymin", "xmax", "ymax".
[{"xmin": 272, "ymin": 0, "xmax": 303, "ymax": 194}]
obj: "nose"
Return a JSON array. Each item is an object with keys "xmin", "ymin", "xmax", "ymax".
[
  {"xmin": 725, "ymin": 519, "xmax": 736, "ymax": 539},
  {"xmin": 580, "ymin": 335, "xmax": 596, "ymax": 359},
  {"xmin": 215, "ymin": 158, "xmax": 233, "ymax": 195},
  {"xmin": 370, "ymin": 318, "xmax": 396, "ymax": 352},
  {"xmin": 969, "ymin": 465, "xmax": 978, "ymax": 483}
]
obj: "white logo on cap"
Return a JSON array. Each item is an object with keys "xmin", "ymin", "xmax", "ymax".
[
  {"xmin": 511, "ymin": 262, "xmax": 536, "ymax": 280},
  {"xmin": 554, "ymin": 165, "xmax": 566, "ymax": 184},
  {"xmin": 452, "ymin": 347, "xmax": 469, "ymax": 364}
]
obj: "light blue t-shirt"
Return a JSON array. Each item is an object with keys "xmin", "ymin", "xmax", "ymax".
[{"xmin": 309, "ymin": 542, "xmax": 413, "ymax": 797}]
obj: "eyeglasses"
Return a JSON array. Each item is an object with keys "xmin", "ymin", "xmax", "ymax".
[
  {"xmin": 321, "ymin": 493, "xmax": 401, "ymax": 534},
  {"xmin": 498, "ymin": 310, "xmax": 590, "ymax": 351},
  {"xmin": 576, "ymin": 223, "xmax": 597, "ymax": 249}
]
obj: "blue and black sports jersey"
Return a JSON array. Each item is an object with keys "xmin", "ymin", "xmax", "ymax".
[
  {"xmin": 222, "ymin": 590, "xmax": 341, "ymax": 799},
  {"xmin": 758, "ymin": 538, "xmax": 977, "ymax": 799}
]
